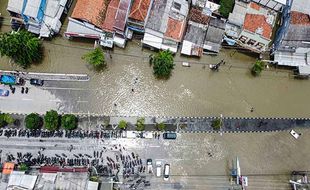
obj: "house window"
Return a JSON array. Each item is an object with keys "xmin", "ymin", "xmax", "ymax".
[
  {"xmin": 247, "ymin": 39, "xmax": 256, "ymax": 45},
  {"xmin": 239, "ymin": 35, "xmax": 248, "ymax": 43},
  {"xmin": 255, "ymin": 42, "xmax": 264, "ymax": 50},
  {"xmin": 173, "ymin": 2, "xmax": 181, "ymax": 10}
]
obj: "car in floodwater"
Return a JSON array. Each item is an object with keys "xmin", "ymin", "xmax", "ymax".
[
  {"xmin": 0, "ymin": 89, "xmax": 9, "ymax": 96},
  {"xmin": 30, "ymin": 78, "xmax": 44, "ymax": 86}
]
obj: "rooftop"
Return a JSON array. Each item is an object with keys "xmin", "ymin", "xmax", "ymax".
[
  {"xmin": 290, "ymin": 11, "xmax": 310, "ymax": 25},
  {"xmin": 188, "ymin": 7, "xmax": 210, "ymax": 25},
  {"xmin": 114, "ymin": 0, "xmax": 131, "ymax": 32},
  {"xmin": 279, "ymin": 24, "xmax": 310, "ymax": 49},
  {"xmin": 102, "ymin": 0, "xmax": 119, "ymax": 32},
  {"xmin": 164, "ymin": 17, "xmax": 185, "ymax": 41},
  {"xmin": 243, "ymin": 13, "xmax": 273, "ymax": 39},
  {"xmin": 184, "ymin": 23, "xmax": 206, "ymax": 46},
  {"xmin": 129, "ymin": 0, "xmax": 151, "ymax": 22},
  {"xmin": 7, "ymin": 171, "xmax": 38, "ymax": 190},
  {"xmin": 71, "ymin": 0, "xmax": 107, "ymax": 28},
  {"xmin": 145, "ymin": 0, "xmax": 188, "ymax": 37}
]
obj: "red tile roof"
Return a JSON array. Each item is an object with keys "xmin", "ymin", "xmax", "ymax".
[
  {"xmin": 71, "ymin": 0, "xmax": 107, "ymax": 28},
  {"xmin": 290, "ymin": 11, "xmax": 310, "ymax": 25},
  {"xmin": 250, "ymin": 2, "xmax": 260, "ymax": 11},
  {"xmin": 188, "ymin": 8, "xmax": 210, "ymax": 25},
  {"xmin": 129, "ymin": 0, "xmax": 151, "ymax": 22},
  {"xmin": 243, "ymin": 13, "xmax": 273, "ymax": 39},
  {"xmin": 164, "ymin": 17, "xmax": 186, "ymax": 41},
  {"xmin": 102, "ymin": 0, "xmax": 120, "ymax": 32}
]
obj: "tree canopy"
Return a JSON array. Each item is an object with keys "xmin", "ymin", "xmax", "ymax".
[
  {"xmin": 150, "ymin": 50, "xmax": 174, "ymax": 79},
  {"xmin": 0, "ymin": 113, "xmax": 14, "ymax": 128},
  {"xmin": 82, "ymin": 47, "xmax": 106, "ymax": 69},
  {"xmin": 156, "ymin": 122, "xmax": 166, "ymax": 131},
  {"xmin": 0, "ymin": 30, "xmax": 42, "ymax": 68},
  {"xmin": 136, "ymin": 117, "xmax": 145, "ymax": 131},
  {"xmin": 118, "ymin": 120, "xmax": 127, "ymax": 130},
  {"xmin": 61, "ymin": 114, "xmax": 78, "ymax": 130},
  {"xmin": 44, "ymin": 110, "xmax": 59, "ymax": 131},
  {"xmin": 211, "ymin": 118, "xmax": 222, "ymax": 130},
  {"xmin": 219, "ymin": 0, "xmax": 234, "ymax": 18},
  {"xmin": 251, "ymin": 60, "xmax": 265, "ymax": 76},
  {"xmin": 25, "ymin": 113, "xmax": 42, "ymax": 129}
]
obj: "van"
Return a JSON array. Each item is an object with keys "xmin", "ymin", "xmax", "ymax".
[
  {"xmin": 163, "ymin": 132, "xmax": 177, "ymax": 139},
  {"xmin": 155, "ymin": 161, "xmax": 162, "ymax": 177},
  {"xmin": 164, "ymin": 164, "xmax": 170, "ymax": 181}
]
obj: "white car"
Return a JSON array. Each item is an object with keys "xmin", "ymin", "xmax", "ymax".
[
  {"xmin": 155, "ymin": 161, "xmax": 162, "ymax": 177},
  {"xmin": 164, "ymin": 164, "xmax": 170, "ymax": 181},
  {"xmin": 290, "ymin": 130, "xmax": 300, "ymax": 139}
]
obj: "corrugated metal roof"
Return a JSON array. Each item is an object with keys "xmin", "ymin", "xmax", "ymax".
[{"xmin": 114, "ymin": 0, "xmax": 131, "ymax": 32}]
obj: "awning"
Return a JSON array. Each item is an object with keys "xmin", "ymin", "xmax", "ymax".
[{"xmin": 298, "ymin": 65, "xmax": 310, "ymax": 76}]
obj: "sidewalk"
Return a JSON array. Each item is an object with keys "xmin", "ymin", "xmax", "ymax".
[
  {"xmin": 0, "ymin": 70, "xmax": 89, "ymax": 81},
  {"xmin": 6, "ymin": 114, "xmax": 310, "ymax": 133}
]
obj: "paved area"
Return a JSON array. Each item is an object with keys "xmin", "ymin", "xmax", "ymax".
[
  {"xmin": 1, "ymin": 129, "xmax": 309, "ymax": 189},
  {"xmin": 0, "ymin": 70, "xmax": 90, "ymax": 81}
]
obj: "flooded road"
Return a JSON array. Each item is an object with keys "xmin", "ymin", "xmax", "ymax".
[
  {"xmin": 1, "ymin": 0, "xmax": 310, "ymax": 117},
  {"xmin": 1, "ymin": 35, "xmax": 310, "ymax": 117}
]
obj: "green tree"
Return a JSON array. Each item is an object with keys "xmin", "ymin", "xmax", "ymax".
[
  {"xmin": 118, "ymin": 120, "xmax": 127, "ymax": 130},
  {"xmin": 19, "ymin": 163, "xmax": 29, "ymax": 171},
  {"xmin": 136, "ymin": 117, "xmax": 145, "ymax": 131},
  {"xmin": 61, "ymin": 114, "xmax": 77, "ymax": 130},
  {"xmin": 82, "ymin": 47, "xmax": 106, "ymax": 69},
  {"xmin": 219, "ymin": 0, "xmax": 234, "ymax": 18},
  {"xmin": 150, "ymin": 50, "xmax": 174, "ymax": 79},
  {"xmin": 251, "ymin": 60, "xmax": 265, "ymax": 76},
  {"xmin": 156, "ymin": 122, "xmax": 166, "ymax": 131},
  {"xmin": 211, "ymin": 118, "xmax": 222, "ymax": 130},
  {"xmin": 0, "ymin": 113, "xmax": 15, "ymax": 128},
  {"xmin": 25, "ymin": 113, "xmax": 42, "ymax": 129},
  {"xmin": 0, "ymin": 30, "xmax": 42, "ymax": 68},
  {"xmin": 44, "ymin": 110, "xmax": 59, "ymax": 131}
]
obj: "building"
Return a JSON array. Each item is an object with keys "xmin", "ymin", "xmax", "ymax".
[
  {"xmin": 142, "ymin": 0, "xmax": 189, "ymax": 53},
  {"xmin": 7, "ymin": 0, "xmax": 69, "ymax": 37},
  {"xmin": 35, "ymin": 167, "xmax": 98, "ymax": 190},
  {"xmin": 273, "ymin": 0, "xmax": 310, "ymax": 76},
  {"xmin": 7, "ymin": 171, "xmax": 38, "ymax": 190},
  {"xmin": 181, "ymin": 5, "xmax": 225, "ymax": 57},
  {"xmin": 65, "ymin": 0, "xmax": 132, "ymax": 48},
  {"xmin": 225, "ymin": 0, "xmax": 277, "ymax": 53},
  {"xmin": 181, "ymin": 8, "xmax": 209, "ymax": 56},
  {"xmin": 127, "ymin": 0, "xmax": 153, "ymax": 34},
  {"xmin": 290, "ymin": 171, "xmax": 310, "ymax": 190},
  {"xmin": 241, "ymin": 0, "xmax": 286, "ymax": 12},
  {"xmin": 203, "ymin": 18, "xmax": 225, "ymax": 53}
]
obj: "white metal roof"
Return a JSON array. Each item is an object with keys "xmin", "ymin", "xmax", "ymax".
[
  {"xmin": 87, "ymin": 181, "xmax": 99, "ymax": 190},
  {"xmin": 181, "ymin": 40, "xmax": 193, "ymax": 55},
  {"xmin": 23, "ymin": 0, "xmax": 41, "ymax": 18},
  {"xmin": 7, "ymin": 0, "xmax": 24, "ymax": 14},
  {"xmin": 274, "ymin": 51, "xmax": 308, "ymax": 67},
  {"xmin": 7, "ymin": 171, "xmax": 38, "ymax": 190},
  {"xmin": 298, "ymin": 65, "xmax": 310, "ymax": 75},
  {"xmin": 66, "ymin": 18, "xmax": 103, "ymax": 36}
]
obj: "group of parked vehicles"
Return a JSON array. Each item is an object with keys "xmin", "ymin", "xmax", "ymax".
[
  {"xmin": 147, "ymin": 159, "xmax": 171, "ymax": 181},
  {"xmin": 0, "ymin": 74, "xmax": 44, "ymax": 96}
]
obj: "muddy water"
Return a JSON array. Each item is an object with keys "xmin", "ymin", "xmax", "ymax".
[{"xmin": 1, "ymin": 0, "xmax": 310, "ymax": 117}]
